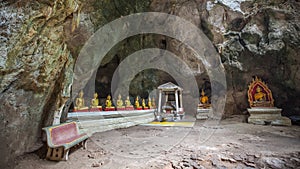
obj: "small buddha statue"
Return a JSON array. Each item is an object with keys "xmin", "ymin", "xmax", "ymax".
[
  {"xmin": 91, "ymin": 92, "xmax": 102, "ymax": 108},
  {"xmin": 254, "ymin": 86, "xmax": 266, "ymax": 101},
  {"xmin": 142, "ymin": 98, "xmax": 148, "ymax": 109},
  {"xmin": 125, "ymin": 96, "xmax": 133, "ymax": 107},
  {"xmin": 152, "ymin": 97, "xmax": 156, "ymax": 108},
  {"xmin": 135, "ymin": 96, "xmax": 141, "ymax": 108},
  {"xmin": 116, "ymin": 94, "xmax": 125, "ymax": 108},
  {"xmin": 148, "ymin": 97, "xmax": 152, "ymax": 108},
  {"xmin": 75, "ymin": 90, "xmax": 88, "ymax": 110},
  {"xmin": 198, "ymin": 89, "xmax": 210, "ymax": 108},
  {"xmin": 105, "ymin": 95, "xmax": 114, "ymax": 108}
]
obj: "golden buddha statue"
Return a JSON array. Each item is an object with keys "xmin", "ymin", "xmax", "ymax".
[
  {"xmin": 125, "ymin": 96, "xmax": 133, "ymax": 107},
  {"xmin": 116, "ymin": 94, "xmax": 125, "ymax": 108},
  {"xmin": 91, "ymin": 92, "xmax": 102, "ymax": 108},
  {"xmin": 198, "ymin": 89, "xmax": 210, "ymax": 108},
  {"xmin": 135, "ymin": 96, "xmax": 141, "ymax": 108},
  {"xmin": 254, "ymin": 86, "xmax": 266, "ymax": 101},
  {"xmin": 152, "ymin": 97, "xmax": 156, "ymax": 108},
  {"xmin": 142, "ymin": 98, "xmax": 148, "ymax": 109},
  {"xmin": 148, "ymin": 97, "xmax": 152, "ymax": 108},
  {"xmin": 105, "ymin": 95, "xmax": 114, "ymax": 108},
  {"xmin": 75, "ymin": 90, "xmax": 88, "ymax": 110}
]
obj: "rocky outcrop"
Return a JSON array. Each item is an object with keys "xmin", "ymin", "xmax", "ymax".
[{"xmin": 0, "ymin": 0, "xmax": 82, "ymax": 167}]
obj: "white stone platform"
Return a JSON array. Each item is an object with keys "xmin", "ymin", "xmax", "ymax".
[
  {"xmin": 247, "ymin": 107, "xmax": 291, "ymax": 126},
  {"xmin": 67, "ymin": 109, "xmax": 156, "ymax": 135}
]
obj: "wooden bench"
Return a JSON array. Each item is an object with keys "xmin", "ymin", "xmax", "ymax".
[{"xmin": 42, "ymin": 121, "xmax": 89, "ymax": 161}]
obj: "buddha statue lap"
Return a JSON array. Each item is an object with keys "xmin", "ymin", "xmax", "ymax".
[{"xmin": 74, "ymin": 90, "xmax": 89, "ymax": 111}]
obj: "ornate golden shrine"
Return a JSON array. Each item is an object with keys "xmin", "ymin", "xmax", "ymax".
[{"xmin": 248, "ymin": 77, "xmax": 274, "ymax": 107}]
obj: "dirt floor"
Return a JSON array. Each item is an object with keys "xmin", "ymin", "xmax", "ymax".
[{"xmin": 14, "ymin": 116, "xmax": 300, "ymax": 169}]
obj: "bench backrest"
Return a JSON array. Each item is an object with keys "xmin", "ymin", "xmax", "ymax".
[{"xmin": 44, "ymin": 122, "xmax": 80, "ymax": 146}]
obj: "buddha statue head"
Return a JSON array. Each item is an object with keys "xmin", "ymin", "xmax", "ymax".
[
  {"xmin": 79, "ymin": 90, "xmax": 84, "ymax": 98},
  {"xmin": 201, "ymin": 89, "xmax": 205, "ymax": 96},
  {"xmin": 93, "ymin": 92, "xmax": 98, "ymax": 99}
]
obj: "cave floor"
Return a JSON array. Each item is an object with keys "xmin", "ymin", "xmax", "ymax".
[{"xmin": 15, "ymin": 116, "xmax": 300, "ymax": 169}]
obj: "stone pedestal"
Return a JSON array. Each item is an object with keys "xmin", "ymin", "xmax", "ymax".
[
  {"xmin": 196, "ymin": 108, "xmax": 211, "ymax": 120},
  {"xmin": 247, "ymin": 107, "xmax": 291, "ymax": 126},
  {"xmin": 105, "ymin": 107, "xmax": 116, "ymax": 111},
  {"xmin": 90, "ymin": 107, "xmax": 102, "ymax": 112}
]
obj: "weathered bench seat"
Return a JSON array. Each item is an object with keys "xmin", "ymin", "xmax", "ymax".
[{"xmin": 42, "ymin": 121, "xmax": 89, "ymax": 161}]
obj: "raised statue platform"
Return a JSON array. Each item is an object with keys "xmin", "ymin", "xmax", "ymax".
[
  {"xmin": 247, "ymin": 108, "xmax": 291, "ymax": 126},
  {"xmin": 196, "ymin": 108, "xmax": 211, "ymax": 120}
]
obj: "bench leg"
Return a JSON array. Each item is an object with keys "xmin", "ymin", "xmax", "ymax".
[
  {"xmin": 82, "ymin": 139, "xmax": 87, "ymax": 149},
  {"xmin": 62, "ymin": 149, "xmax": 70, "ymax": 161},
  {"xmin": 46, "ymin": 147, "xmax": 66, "ymax": 161}
]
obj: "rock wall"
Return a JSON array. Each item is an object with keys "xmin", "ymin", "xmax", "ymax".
[
  {"xmin": 0, "ymin": 0, "xmax": 299, "ymax": 167},
  {"xmin": 0, "ymin": 0, "xmax": 82, "ymax": 167}
]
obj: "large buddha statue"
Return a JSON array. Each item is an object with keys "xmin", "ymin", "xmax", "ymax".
[
  {"xmin": 105, "ymin": 95, "xmax": 114, "ymax": 108},
  {"xmin": 75, "ymin": 90, "xmax": 88, "ymax": 111},
  {"xmin": 135, "ymin": 96, "xmax": 142, "ymax": 109},
  {"xmin": 116, "ymin": 94, "xmax": 125, "ymax": 108},
  {"xmin": 198, "ymin": 89, "xmax": 210, "ymax": 108},
  {"xmin": 91, "ymin": 92, "xmax": 102, "ymax": 108},
  {"xmin": 254, "ymin": 86, "xmax": 266, "ymax": 101}
]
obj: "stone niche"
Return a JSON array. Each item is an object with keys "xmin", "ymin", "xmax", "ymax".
[{"xmin": 247, "ymin": 77, "xmax": 291, "ymax": 126}]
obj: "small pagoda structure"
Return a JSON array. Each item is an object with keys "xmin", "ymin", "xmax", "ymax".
[{"xmin": 157, "ymin": 82, "xmax": 184, "ymax": 121}]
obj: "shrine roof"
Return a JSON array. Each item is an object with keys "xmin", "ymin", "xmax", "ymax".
[{"xmin": 158, "ymin": 82, "xmax": 183, "ymax": 91}]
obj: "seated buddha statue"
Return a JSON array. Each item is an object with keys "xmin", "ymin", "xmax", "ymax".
[
  {"xmin": 142, "ymin": 98, "xmax": 148, "ymax": 109},
  {"xmin": 254, "ymin": 86, "xmax": 266, "ymax": 101},
  {"xmin": 125, "ymin": 96, "xmax": 133, "ymax": 107},
  {"xmin": 151, "ymin": 97, "xmax": 156, "ymax": 109},
  {"xmin": 116, "ymin": 94, "xmax": 125, "ymax": 108},
  {"xmin": 198, "ymin": 89, "xmax": 210, "ymax": 108},
  {"xmin": 91, "ymin": 92, "xmax": 102, "ymax": 108},
  {"xmin": 105, "ymin": 95, "xmax": 114, "ymax": 108},
  {"xmin": 75, "ymin": 90, "xmax": 88, "ymax": 111},
  {"xmin": 148, "ymin": 97, "xmax": 152, "ymax": 108},
  {"xmin": 135, "ymin": 96, "xmax": 142, "ymax": 109}
]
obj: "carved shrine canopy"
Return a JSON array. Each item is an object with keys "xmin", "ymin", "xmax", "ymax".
[
  {"xmin": 158, "ymin": 82, "xmax": 183, "ymax": 92},
  {"xmin": 248, "ymin": 77, "xmax": 274, "ymax": 107}
]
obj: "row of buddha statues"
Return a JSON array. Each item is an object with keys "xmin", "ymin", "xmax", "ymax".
[
  {"xmin": 75, "ymin": 88, "xmax": 212, "ymax": 111},
  {"xmin": 74, "ymin": 90, "xmax": 156, "ymax": 111}
]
